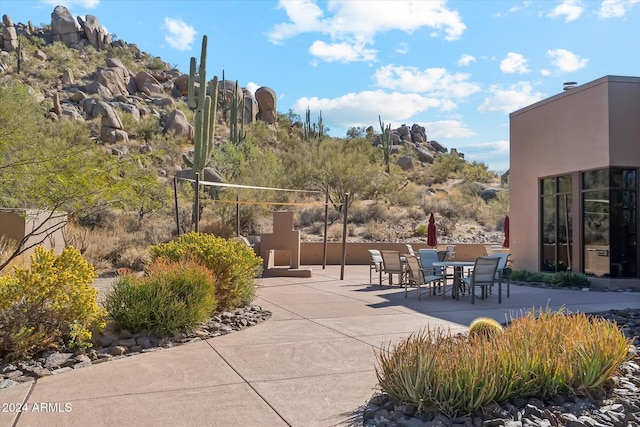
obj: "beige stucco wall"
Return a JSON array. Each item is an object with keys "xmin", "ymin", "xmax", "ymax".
[
  {"xmin": 510, "ymin": 76, "xmax": 640, "ymax": 273},
  {"xmin": 294, "ymin": 242, "xmax": 497, "ymax": 265},
  {"xmin": 0, "ymin": 209, "xmax": 66, "ymax": 265}
]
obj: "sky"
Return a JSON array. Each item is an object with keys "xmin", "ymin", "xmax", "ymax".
[{"xmin": 2, "ymin": 0, "xmax": 639, "ymax": 173}]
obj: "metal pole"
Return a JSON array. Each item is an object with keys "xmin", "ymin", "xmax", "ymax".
[
  {"xmin": 236, "ymin": 194, "xmax": 240, "ymax": 237},
  {"xmin": 195, "ymin": 172, "xmax": 200, "ymax": 233},
  {"xmin": 173, "ymin": 176, "xmax": 180, "ymax": 236},
  {"xmin": 322, "ymin": 185, "xmax": 329, "ymax": 269},
  {"xmin": 340, "ymin": 193, "xmax": 349, "ymax": 280}
]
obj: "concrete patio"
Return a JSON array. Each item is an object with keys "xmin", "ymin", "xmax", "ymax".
[{"xmin": 1, "ymin": 265, "xmax": 639, "ymax": 427}]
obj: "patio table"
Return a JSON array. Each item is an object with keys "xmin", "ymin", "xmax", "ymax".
[{"xmin": 433, "ymin": 261, "xmax": 475, "ymax": 300}]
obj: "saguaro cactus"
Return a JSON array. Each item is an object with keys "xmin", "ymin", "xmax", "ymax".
[
  {"xmin": 229, "ymin": 80, "xmax": 246, "ymax": 145},
  {"xmin": 379, "ymin": 115, "xmax": 392, "ymax": 173},
  {"xmin": 182, "ymin": 35, "xmax": 218, "ymax": 178}
]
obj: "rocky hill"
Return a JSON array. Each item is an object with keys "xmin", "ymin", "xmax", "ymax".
[{"xmin": 0, "ymin": 6, "xmax": 508, "ymax": 271}]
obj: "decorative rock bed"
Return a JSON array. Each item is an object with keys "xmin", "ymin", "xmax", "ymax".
[
  {"xmin": 0, "ymin": 304, "xmax": 271, "ymax": 389},
  {"xmin": 363, "ymin": 308, "xmax": 640, "ymax": 427}
]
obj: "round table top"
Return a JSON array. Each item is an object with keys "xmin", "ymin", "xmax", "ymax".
[{"xmin": 432, "ymin": 261, "xmax": 475, "ymax": 266}]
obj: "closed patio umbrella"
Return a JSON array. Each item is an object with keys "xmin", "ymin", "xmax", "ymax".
[
  {"xmin": 502, "ymin": 215, "xmax": 510, "ymax": 248},
  {"xmin": 427, "ymin": 212, "xmax": 437, "ymax": 247}
]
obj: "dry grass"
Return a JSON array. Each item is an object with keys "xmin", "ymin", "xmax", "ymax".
[{"xmin": 65, "ymin": 211, "xmax": 175, "ymax": 274}]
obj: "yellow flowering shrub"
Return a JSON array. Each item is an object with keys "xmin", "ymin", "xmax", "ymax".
[
  {"xmin": 0, "ymin": 246, "xmax": 107, "ymax": 361},
  {"xmin": 149, "ymin": 232, "xmax": 262, "ymax": 311}
]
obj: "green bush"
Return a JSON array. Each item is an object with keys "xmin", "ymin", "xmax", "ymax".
[
  {"xmin": 149, "ymin": 232, "xmax": 262, "ymax": 311},
  {"xmin": 461, "ymin": 161, "xmax": 496, "ymax": 183},
  {"xmin": 550, "ymin": 271, "xmax": 590, "ymax": 288},
  {"xmin": 510, "ymin": 269, "xmax": 547, "ymax": 283},
  {"xmin": 104, "ymin": 257, "xmax": 216, "ymax": 336},
  {"xmin": 430, "ymin": 152, "xmax": 465, "ymax": 183},
  {"xmin": 414, "ymin": 224, "xmax": 428, "ymax": 237},
  {"xmin": 510, "ymin": 269, "xmax": 589, "ymax": 287},
  {"xmin": 376, "ymin": 308, "xmax": 630, "ymax": 418},
  {"xmin": 0, "ymin": 247, "xmax": 107, "ymax": 361}
]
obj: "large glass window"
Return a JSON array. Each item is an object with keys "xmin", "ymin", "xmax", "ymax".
[
  {"xmin": 540, "ymin": 175, "xmax": 573, "ymax": 272},
  {"xmin": 582, "ymin": 169, "xmax": 637, "ymax": 277}
]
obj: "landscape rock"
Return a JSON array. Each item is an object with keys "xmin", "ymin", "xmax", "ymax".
[
  {"xmin": 134, "ymin": 71, "xmax": 165, "ymax": 97},
  {"xmin": 397, "ymin": 155, "xmax": 414, "ymax": 171},
  {"xmin": 51, "ymin": 6, "xmax": 80, "ymax": 47},
  {"xmin": 1, "ymin": 21, "xmax": 18, "ymax": 51},
  {"xmin": 163, "ymin": 109, "xmax": 194, "ymax": 141},
  {"xmin": 99, "ymin": 102, "xmax": 124, "ymax": 129},
  {"xmin": 62, "ymin": 68, "xmax": 74, "ymax": 85},
  {"xmin": 414, "ymin": 147, "xmax": 435, "ymax": 164},
  {"xmin": 255, "ymin": 86, "xmax": 277, "ymax": 124},
  {"xmin": 77, "ymin": 14, "xmax": 111, "ymax": 50},
  {"xmin": 92, "ymin": 67, "xmax": 130, "ymax": 97}
]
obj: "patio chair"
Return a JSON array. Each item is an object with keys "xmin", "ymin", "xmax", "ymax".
[
  {"xmin": 407, "ymin": 252, "xmax": 444, "ymax": 300},
  {"xmin": 417, "ymin": 249, "xmax": 446, "ymax": 298},
  {"xmin": 405, "ymin": 244, "xmax": 416, "ymax": 256},
  {"xmin": 380, "ymin": 250, "xmax": 407, "ymax": 286},
  {"xmin": 461, "ymin": 256, "xmax": 500, "ymax": 304},
  {"xmin": 367, "ymin": 249, "xmax": 385, "ymax": 285},
  {"xmin": 402, "ymin": 254, "xmax": 421, "ymax": 297},
  {"xmin": 487, "ymin": 252, "xmax": 511, "ymax": 298},
  {"xmin": 446, "ymin": 245, "xmax": 456, "ymax": 260}
]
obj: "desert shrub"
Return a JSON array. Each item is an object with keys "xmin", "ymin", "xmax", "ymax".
[
  {"xmin": 461, "ymin": 161, "xmax": 496, "ymax": 183},
  {"xmin": 299, "ymin": 206, "xmax": 341, "ymax": 226},
  {"xmin": 149, "ymin": 232, "xmax": 262, "ymax": 311},
  {"xmin": 550, "ymin": 271, "xmax": 590, "ymax": 288},
  {"xmin": 376, "ymin": 308, "xmax": 630, "ymax": 418},
  {"xmin": 387, "ymin": 184, "xmax": 418, "ymax": 207},
  {"xmin": 422, "ymin": 193, "xmax": 458, "ymax": 220},
  {"xmin": 0, "ymin": 247, "xmax": 107, "ymax": 361},
  {"xmin": 510, "ymin": 270, "xmax": 548, "ymax": 283},
  {"xmin": 104, "ymin": 258, "xmax": 216, "ymax": 336},
  {"xmin": 430, "ymin": 152, "xmax": 465, "ymax": 183},
  {"xmin": 350, "ymin": 203, "xmax": 387, "ymax": 224},
  {"xmin": 414, "ymin": 224, "xmax": 428, "ymax": 237}
]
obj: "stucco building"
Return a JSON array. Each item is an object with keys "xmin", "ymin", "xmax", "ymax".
[{"xmin": 510, "ymin": 75, "xmax": 640, "ymax": 287}]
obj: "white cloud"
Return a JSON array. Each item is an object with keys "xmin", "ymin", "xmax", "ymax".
[
  {"xmin": 457, "ymin": 140, "xmax": 510, "ymax": 172},
  {"xmin": 509, "ymin": 1, "xmax": 532, "ymax": 14},
  {"xmin": 424, "ymin": 120, "xmax": 477, "ymax": 139},
  {"xmin": 309, "ymin": 40, "xmax": 377, "ymax": 62},
  {"xmin": 373, "ymin": 65, "xmax": 481, "ymax": 101},
  {"xmin": 245, "ymin": 82, "xmax": 260, "ymax": 97},
  {"xmin": 547, "ymin": 0, "xmax": 584, "ymax": 22},
  {"xmin": 457, "ymin": 54, "xmax": 476, "ymax": 67},
  {"xmin": 598, "ymin": 0, "xmax": 640, "ymax": 18},
  {"xmin": 500, "ymin": 52, "xmax": 531, "ymax": 74},
  {"xmin": 478, "ymin": 81, "xmax": 545, "ymax": 114},
  {"xmin": 268, "ymin": 1, "xmax": 466, "ymax": 63},
  {"xmin": 540, "ymin": 69, "xmax": 552, "ymax": 76},
  {"xmin": 43, "ymin": 0, "xmax": 100, "ymax": 8},
  {"xmin": 395, "ymin": 43, "xmax": 409, "ymax": 55},
  {"xmin": 268, "ymin": 0, "xmax": 327, "ymax": 44},
  {"xmin": 163, "ymin": 17, "xmax": 197, "ymax": 51},
  {"xmin": 547, "ymin": 48, "xmax": 588, "ymax": 72},
  {"xmin": 292, "ymin": 90, "xmax": 444, "ymax": 128},
  {"xmin": 495, "ymin": 1, "xmax": 532, "ymax": 17}
]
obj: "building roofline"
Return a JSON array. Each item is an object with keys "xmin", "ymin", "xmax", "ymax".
[{"xmin": 509, "ymin": 75, "xmax": 640, "ymax": 118}]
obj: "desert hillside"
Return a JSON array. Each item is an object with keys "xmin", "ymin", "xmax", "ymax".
[{"xmin": 0, "ymin": 7, "xmax": 508, "ymax": 273}]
